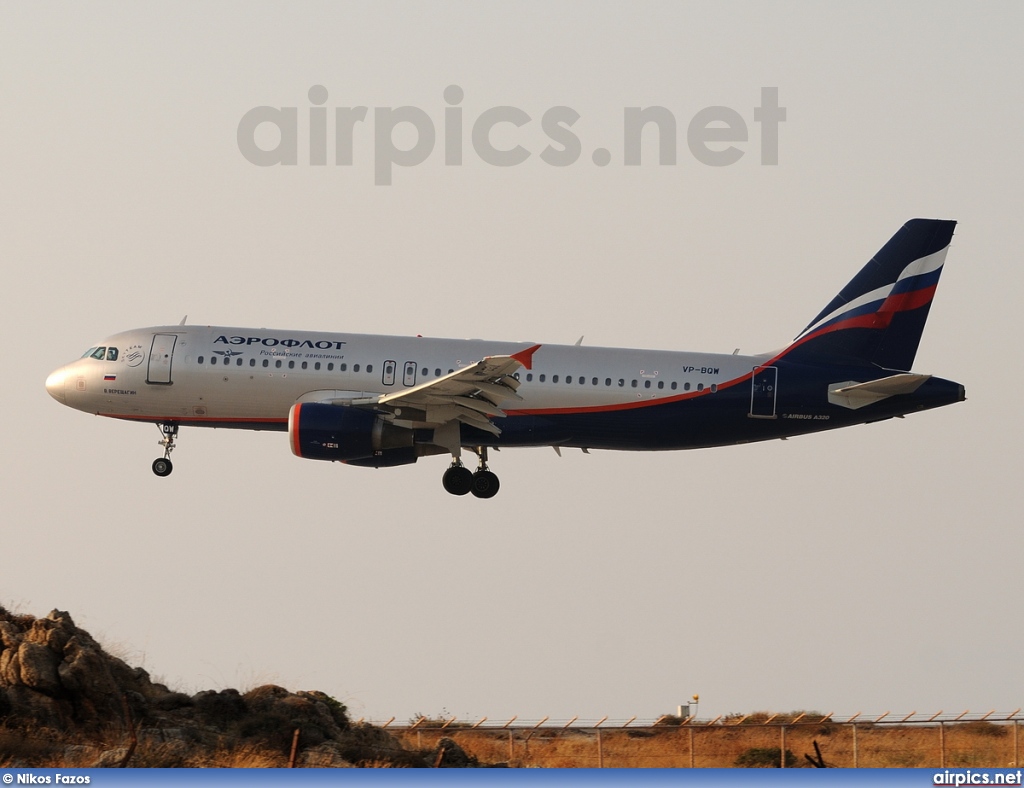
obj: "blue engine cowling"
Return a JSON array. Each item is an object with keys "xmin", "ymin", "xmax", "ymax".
[{"xmin": 288, "ymin": 402, "xmax": 418, "ymax": 466}]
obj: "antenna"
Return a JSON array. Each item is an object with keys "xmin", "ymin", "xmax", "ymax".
[{"xmin": 179, "ymin": 315, "xmax": 188, "ymax": 326}]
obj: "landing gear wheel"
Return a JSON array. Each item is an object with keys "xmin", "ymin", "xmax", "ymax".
[
  {"xmin": 442, "ymin": 465, "xmax": 474, "ymax": 496},
  {"xmin": 471, "ymin": 470, "xmax": 500, "ymax": 499},
  {"xmin": 153, "ymin": 423, "xmax": 179, "ymax": 477}
]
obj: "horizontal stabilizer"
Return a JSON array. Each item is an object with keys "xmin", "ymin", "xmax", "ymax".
[{"xmin": 828, "ymin": 373, "xmax": 931, "ymax": 410}]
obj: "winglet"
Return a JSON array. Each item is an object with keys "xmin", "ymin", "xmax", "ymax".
[{"xmin": 511, "ymin": 344, "xmax": 542, "ymax": 370}]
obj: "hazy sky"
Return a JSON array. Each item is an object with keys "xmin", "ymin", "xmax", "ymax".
[{"xmin": 2, "ymin": 1, "xmax": 1022, "ymax": 724}]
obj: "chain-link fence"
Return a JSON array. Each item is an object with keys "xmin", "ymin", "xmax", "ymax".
[{"xmin": 381, "ymin": 712, "xmax": 1023, "ymax": 768}]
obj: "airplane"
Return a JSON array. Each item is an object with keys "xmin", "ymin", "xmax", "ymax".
[{"xmin": 45, "ymin": 219, "xmax": 965, "ymax": 499}]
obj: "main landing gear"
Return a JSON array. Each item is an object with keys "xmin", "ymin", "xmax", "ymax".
[
  {"xmin": 442, "ymin": 447, "xmax": 500, "ymax": 499},
  {"xmin": 152, "ymin": 423, "xmax": 178, "ymax": 477}
]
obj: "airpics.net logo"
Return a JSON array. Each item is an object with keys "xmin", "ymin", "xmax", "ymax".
[{"xmin": 237, "ymin": 85, "xmax": 786, "ymax": 185}]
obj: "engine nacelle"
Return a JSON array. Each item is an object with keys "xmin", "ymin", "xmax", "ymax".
[{"xmin": 288, "ymin": 402, "xmax": 417, "ymax": 465}]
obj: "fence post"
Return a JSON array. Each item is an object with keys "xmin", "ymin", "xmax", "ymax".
[
  {"xmin": 288, "ymin": 728, "xmax": 300, "ymax": 768},
  {"xmin": 852, "ymin": 723, "xmax": 858, "ymax": 768},
  {"xmin": 939, "ymin": 722, "xmax": 945, "ymax": 768},
  {"xmin": 780, "ymin": 725, "xmax": 786, "ymax": 768},
  {"xmin": 689, "ymin": 725, "xmax": 695, "ymax": 768},
  {"xmin": 1014, "ymin": 722, "xmax": 1019, "ymax": 767},
  {"xmin": 597, "ymin": 728, "xmax": 604, "ymax": 768}
]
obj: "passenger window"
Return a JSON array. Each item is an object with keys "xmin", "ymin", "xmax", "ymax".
[
  {"xmin": 710, "ymin": 384, "xmax": 718, "ymax": 393},
  {"xmin": 328, "ymin": 363, "xmax": 334, "ymax": 371},
  {"xmin": 275, "ymin": 360, "xmax": 282, "ymax": 369},
  {"xmin": 644, "ymin": 380, "xmax": 651, "ymax": 389},
  {"xmin": 553, "ymin": 375, "xmax": 559, "ymax": 383},
  {"xmin": 631, "ymin": 380, "xmax": 638, "ymax": 388},
  {"xmin": 435, "ymin": 368, "xmax": 442, "ymax": 376},
  {"xmin": 198, "ymin": 356, "xmax": 204, "ymax": 364},
  {"xmin": 315, "ymin": 362, "xmax": 321, "ymax": 371},
  {"xmin": 697, "ymin": 383, "xmax": 704, "ymax": 391},
  {"xmin": 211, "ymin": 356, "xmax": 218, "ymax": 365},
  {"xmin": 106, "ymin": 348, "xmax": 118, "ymax": 361},
  {"xmin": 618, "ymin": 379, "xmax": 624, "ymax": 387},
  {"xmin": 684, "ymin": 382, "xmax": 691, "ymax": 391},
  {"xmin": 288, "ymin": 361, "xmax": 295, "ymax": 369},
  {"xmin": 340, "ymin": 363, "xmax": 347, "ymax": 371},
  {"xmin": 657, "ymin": 380, "xmax": 664, "ymax": 389},
  {"xmin": 301, "ymin": 361, "xmax": 307, "ymax": 370},
  {"xmin": 605, "ymin": 378, "xmax": 611, "ymax": 386},
  {"xmin": 90, "ymin": 347, "xmax": 106, "ymax": 360},
  {"xmin": 539, "ymin": 374, "xmax": 546, "ymax": 382},
  {"xmin": 237, "ymin": 358, "xmax": 243, "ymax": 366},
  {"xmin": 421, "ymin": 367, "xmax": 428, "ymax": 376},
  {"xmin": 263, "ymin": 359, "xmax": 269, "ymax": 368},
  {"xmin": 592, "ymin": 377, "xmax": 598, "ymax": 385},
  {"xmin": 354, "ymin": 364, "xmax": 360, "ymax": 372},
  {"xmin": 526, "ymin": 373, "xmax": 533, "ymax": 382},
  {"xmin": 367, "ymin": 364, "xmax": 373, "ymax": 373}
]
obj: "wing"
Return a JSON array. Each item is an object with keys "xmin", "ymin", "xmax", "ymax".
[{"xmin": 302, "ymin": 344, "xmax": 541, "ymax": 437}]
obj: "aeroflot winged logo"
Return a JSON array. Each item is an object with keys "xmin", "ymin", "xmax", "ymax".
[
  {"xmin": 214, "ymin": 335, "xmax": 348, "ymax": 350},
  {"xmin": 124, "ymin": 344, "xmax": 145, "ymax": 367}
]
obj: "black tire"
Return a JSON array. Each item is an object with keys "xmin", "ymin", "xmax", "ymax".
[
  {"xmin": 471, "ymin": 470, "xmax": 500, "ymax": 499},
  {"xmin": 442, "ymin": 466, "xmax": 473, "ymax": 496},
  {"xmin": 152, "ymin": 458, "xmax": 173, "ymax": 477}
]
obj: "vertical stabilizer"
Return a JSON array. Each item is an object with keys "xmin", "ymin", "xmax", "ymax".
[{"xmin": 786, "ymin": 219, "xmax": 956, "ymax": 370}]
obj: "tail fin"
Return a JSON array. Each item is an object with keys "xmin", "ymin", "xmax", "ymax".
[{"xmin": 785, "ymin": 218, "xmax": 956, "ymax": 371}]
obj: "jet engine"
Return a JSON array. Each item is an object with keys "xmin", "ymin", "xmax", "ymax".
[{"xmin": 288, "ymin": 402, "xmax": 419, "ymax": 467}]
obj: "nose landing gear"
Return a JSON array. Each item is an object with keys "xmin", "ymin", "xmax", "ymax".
[
  {"xmin": 152, "ymin": 423, "xmax": 178, "ymax": 477},
  {"xmin": 442, "ymin": 447, "xmax": 500, "ymax": 498}
]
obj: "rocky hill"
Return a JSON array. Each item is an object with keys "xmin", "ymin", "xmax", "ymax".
[{"xmin": 0, "ymin": 607, "xmax": 482, "ymax": 768}]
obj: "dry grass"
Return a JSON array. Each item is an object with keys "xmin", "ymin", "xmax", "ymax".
[
  {"xmin": 2, "ymin": 719, "xmax": 1017, "ymax": 768},
  {"xmin": 395, "ymin": 720, "xmax": 1022, "ymax": 768}
]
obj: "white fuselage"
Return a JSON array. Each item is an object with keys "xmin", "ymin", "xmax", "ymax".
[{"xmin": 46, "ymin": 325, "xmax": 760, "ymax": 430}]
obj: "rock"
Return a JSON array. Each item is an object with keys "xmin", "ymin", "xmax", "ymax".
[
  {"xmin": 58, "ymin": 745, "xmax": 97, "ymax": 766},
  {"xmin": 92, "ymin": 748, "xmax": 129, "ymax": 768},
  {"xmin": 432, "ymin": 736, "xmax": 477, "ymax": 767},
  {"xmin": 0, "ymin": 606, "xmax": 494, "ymax": 767},
  {"xmin": 298, "ymin": 742, "xmax": 353, "ymax": 767},
  {"xmin": 18, "ymin": 642, "xmax": 62, "ymax": 695}
]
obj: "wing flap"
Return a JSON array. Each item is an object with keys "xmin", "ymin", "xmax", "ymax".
[{"xmin": 371, "ymin": 344, "xmax": 541, "ymax": 435}]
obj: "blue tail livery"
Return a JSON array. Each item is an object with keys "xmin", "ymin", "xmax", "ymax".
[
  {"xmin": 46, "ymin": 218, "xmax": 965, "ymax": 498},
  {"xmin": 786, "ymin": 218, "xmax": 956, "ymax": 371}
]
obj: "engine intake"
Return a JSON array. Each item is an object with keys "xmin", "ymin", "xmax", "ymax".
[{"xmin": 289, "ymin": 402, "xmax": 417, "ymax": 465}]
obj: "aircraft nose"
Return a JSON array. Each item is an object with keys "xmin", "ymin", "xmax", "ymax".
[{"xmin": 46, "ymin": 366, "xmax": 67, "ymax": 405}]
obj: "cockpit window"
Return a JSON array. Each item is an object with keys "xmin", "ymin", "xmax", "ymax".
[
  {"xmin": 87, "ymin": 347, "xmax": 107, "ymax": 360},
  {"xmin": 106, "ymin": 347, "xmax": 118, "ymax": 361}
]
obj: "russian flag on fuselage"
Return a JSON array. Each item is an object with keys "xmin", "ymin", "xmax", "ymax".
[{"xmin": 784, "ymin": 219, "xmax": 956, "ymax": 372}]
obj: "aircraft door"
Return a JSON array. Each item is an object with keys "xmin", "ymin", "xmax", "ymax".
[
  {"xmin": 403, "ymin": 361, "xmax": 417, "ymax": 387},
  {"xmin": 382, "ymin": 360, "xmax": 397, "ymax": 386},
  {"xmin": 147, "ymin": 334, "xmax": 178, "ymax": 385},
  {"xmin": 749, "ymin": 365, "xmax": 777, "ymax": 418}
]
